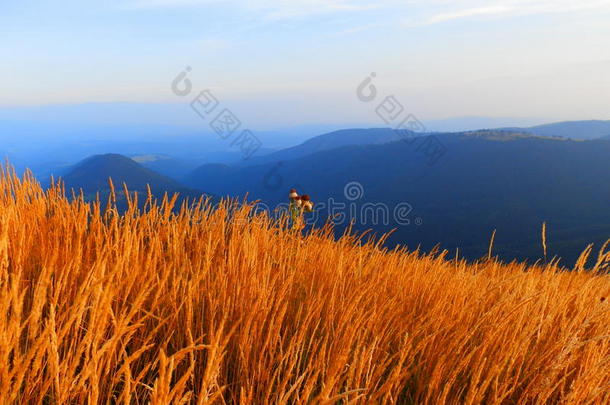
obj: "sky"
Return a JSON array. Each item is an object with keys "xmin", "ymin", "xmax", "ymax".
[{"xmin": 2, "ymin": 0, "xmax": 610, "ymax": 128}]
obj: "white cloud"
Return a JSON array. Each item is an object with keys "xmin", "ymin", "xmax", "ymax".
[
  {"xmin": 121, "ymin": 0, "xmax": 610, "ymax": 27},
  {"xmin": 261, "ymin": 0, "xmax": 377, "ymax": 20},
  {"xmin": 336, "ymin": 22, "xmax": 381, "ymax": 36},
  {"xmin": 421, "ymin": 5, "xmax": 514, "ymax": 25},
  {"xmin": 124, "ymin": 0, "xmax": 380, "ymax": 19},
  {"xmin": 407, "ymin": 0, "xmax": 610, "ymax": 26},
  {"xmin": 123, "ymin": 0, "xmax": 214, "ymax": 8}
]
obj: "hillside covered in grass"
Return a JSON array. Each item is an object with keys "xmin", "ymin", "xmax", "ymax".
[{"xmin": 0, "ymin": 167, "xmax": 609, "ymax": 404}]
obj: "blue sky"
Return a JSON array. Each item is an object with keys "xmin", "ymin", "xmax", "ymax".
[{"xmin": 2, "ymin": 0, "xmax": 610, "ymax": 127}]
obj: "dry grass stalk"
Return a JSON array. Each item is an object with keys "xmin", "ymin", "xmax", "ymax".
[
  {"xmin": 542, "ymin": 222, "xmax": 548, "ymax": 264},
  {"xmin": 0, "ymin": 167, "xmax": 608, "ymax": 404}
]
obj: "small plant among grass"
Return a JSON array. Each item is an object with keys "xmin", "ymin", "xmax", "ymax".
[{"xmin": 288, "ymin": 188, "xmax": 314, "ymax": 228}]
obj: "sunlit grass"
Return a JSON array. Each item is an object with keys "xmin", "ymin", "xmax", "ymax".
[{"xmin": 0, "ymin": 166, "xmax": 609, "ymax": 404}]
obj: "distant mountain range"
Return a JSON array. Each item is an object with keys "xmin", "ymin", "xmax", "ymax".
[
  {"xmin": 36, "ymin": 120, "xmax": 610, "ymax": 265},
  {"xmin": 505, "ymin": 120, "xmax": 610, "ymax": 140},
  {"xmin": 239, "ymin": 121, "xmax": 610, "ymax": 169},
  {"xmin": 238, "ymin": 128, "xmax": 409, "ymax": 167},
  {"xmin": 64, "ymin": 154, "xmax": 185, "ymax": 192},
  {"xmin": 61, "ymin": 154, "xmax": 206, "ymax": 208},
  {"xmin": 184, "ymin": 129, "xmax": 610, "ymax": 265}
]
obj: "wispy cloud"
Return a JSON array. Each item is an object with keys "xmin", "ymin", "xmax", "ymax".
[
  {"xmin": 125, "ymin": 0, "xmax": 379, "ymax": 19},
  {"xmin": 123, "ymin": 0, "xmax": 216, "ymax": 9},
  {"xmin": 336, "ymin": 22, "xmax": 381, "ymax": 36},
  {"xmin": 420, "ymin": 5, "xmax": 513, "ymax": 25},
  {"xmin": 407, "ymin": 0, "xmax": 610, "ymax": 27},
  {"xmin": 263, "ymin": 1, "xmax": 377, "ymax": 20}
]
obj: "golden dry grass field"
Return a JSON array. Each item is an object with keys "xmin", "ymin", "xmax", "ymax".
[{"xmin": 0, "ymin": 167, "xmax": 609, "ymax": 404}]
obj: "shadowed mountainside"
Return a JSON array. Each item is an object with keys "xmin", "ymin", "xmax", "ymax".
[
  {"xmin": 238, "ymin": 128, "xmax": 411, "ymax": 167},
  {"xmin": 185, "ymin": 131, "xmax": 610, "ymax": 265},
  {"xmin": 61, "ymin": 153, "xmax": 207, "ymax": 207}
]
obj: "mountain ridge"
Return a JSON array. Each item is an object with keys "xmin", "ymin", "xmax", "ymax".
[
  {"xmin": 61, "ymin": 154, "xmax": 207, "ymax": 207},
  {"xmin": 184, "ymin": 133, "xmax": 610, "ymax": 265},
  {"xmin": 505, "ymin": 120, "xmax": 610, "ymax": 140}
]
